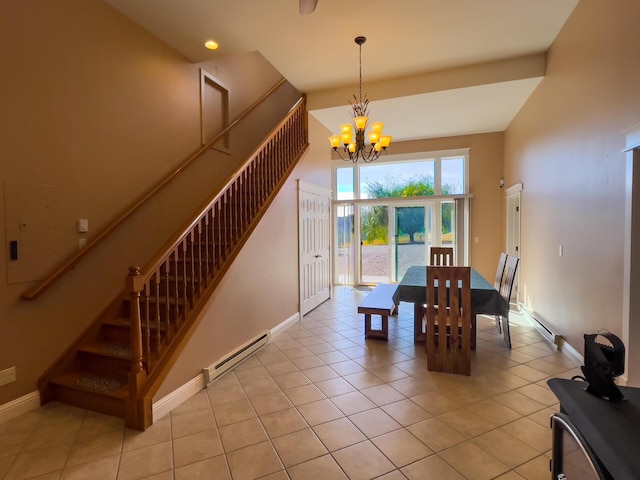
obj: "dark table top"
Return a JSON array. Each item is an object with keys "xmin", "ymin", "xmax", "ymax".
[
  {"xmin": 393, "ymin": 265, "xmax": 509, "ymax": 317},
  {"xmin": 548, "ymin": 377, "xmax": 640, "ymax": 480}
]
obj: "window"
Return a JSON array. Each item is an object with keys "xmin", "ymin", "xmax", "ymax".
[
  {"xmin": 336, "ymin": 167, "xmax": 355, "ymax": 200},
  {"xmin": 359, "ymin": 160, "xmax": 436, "ymax": 198},
  {"xmin": 442, "ymin": 156, "xmax": 465, "ymax": 194},
  {"xmin": 334, "ymin": 149, "xmax": 469, "ymax": 200},
  {"xmin": 332, "ymin": 149, "xmax": 470, "ymax": 285}
]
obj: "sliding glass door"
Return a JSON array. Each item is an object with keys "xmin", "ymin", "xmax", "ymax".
[
  {"xmin": 333, "ymin": 199, "xmax": 458, "ymax": 285},
  {"xmin": 394, "ymin": 205, "xmax": 429, "ymax": 281},
  {"xmin": 360, "ymin": 204, "xmax": 389, "ymax": 284}
]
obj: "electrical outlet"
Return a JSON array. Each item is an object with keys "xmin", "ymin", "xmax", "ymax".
[{"xmin": 0, "ymin": 367, "xmax": 16, "ymax": 386}]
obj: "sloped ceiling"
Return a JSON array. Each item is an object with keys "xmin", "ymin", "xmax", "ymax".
[{"xmin": 104, "ymin": 0, "xmax": 579, "ymax": 142}]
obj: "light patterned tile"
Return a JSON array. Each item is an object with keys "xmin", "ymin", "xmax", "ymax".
[
  {"xmin": 173, "ymin": 427, "xmax": 224, "ymax": 467},
  {"xmin": 407, "ymin": 418, "xmax": 465, "ymax": 452},
  {"xmin": 271, "ymin": 428, "xmax": 328, "ymax": 467},
  {"xmin": 314, "ymin": 377, "xmax": 356, "ymax": 397},
  {"xmin": 330, "ymin": 391, "xmax": 377, "ymax": 416},
  {"xmin": 4, "ymin": 443, "xmax": 72, "ymax": 480},
  {"xmin": 360, "ymin": 384, "xmax": 406, "ymax": 406},
  {"xmin": 260, "ymin": 408, "xmax": 309, "ymax": 438},
  {"xmin": 332, "ymin": 441, "xmax": 395, "ymax": 480},
  {"xmin": 440, "ymin": 441, "xmax": 509, "ymax": 480},
  {"xmin": 371, "ymin": 429, "xmax": 433, "ymax": 468},
  {"xmin": 402, "ymin": 455, "xmax": 466, "ymax": 480},
  {"xmin": 218, "ymin": 418, "xmax": 266, "ymax": 452},
  {"xmin": 283, "ymin": 384, "xmax": 327, "ymax": 406},
  {"xmin": 438, "ymin": 408, "xmax": 496, "ymax": 438},
  {"xmin": 348, "ymin": 408, "xmax": 402, "ymax": 438},
  {"xmin": 297, "ymin": 399, "xmax": 345, "ymax": 426},
  {"xmin": 514, "ymin": 453, "xmax": 552, "ymax": 480},
  {"xmin": 117, "ymin": 441, "xmax": 173, "ymax": 480},
  {"xmin": 60, "ymin": 455, "xmax": 119, "ymax": 480},
  {"xmin": 381, "ymin": 399, "xmax": 432, "ymax": 426},
  {"xmin": 468, "ymin": 398, "xmax": 522, "ymax": 426},
  {"xmin": 312, "ymin": 418, "xmax": 366, "ymax": 452},
  {"xmin": 500, "ymin": 417, "xmax": 551, "ymax": 453},
  {"xmin": 287, "ymin": 454, "xmax": 348, "ymax": 480},
  {"xmin": 174, "ymin": 454, "xmax": 230, "ymax": 480},
  {"xmin": 472, "ymin": 429, "xmax": 540, "ymax": 468},
  {"xmin": 226, "ymin": 441, "xmax": 283, "ymax": 480}
]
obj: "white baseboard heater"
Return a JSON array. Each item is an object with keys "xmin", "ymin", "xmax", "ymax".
[
  {"xmin": 520, "ymin": 305, "xmax": 563, "ymax": 348},
  {"xmin": 203, "ymin": 331, "xmax": 270, "ymax": 384}
]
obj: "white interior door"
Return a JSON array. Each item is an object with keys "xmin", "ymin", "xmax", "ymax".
[
  {"xmin": 505, "ymin": 183, "xmax": 522, "ymax": 303},
  {"xmin": 299, "ymin": 181, "xmax": 331, "ymax": 315}
]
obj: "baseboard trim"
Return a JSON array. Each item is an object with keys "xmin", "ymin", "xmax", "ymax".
[
  {"xmin": 0, "ymin": 391, "xmax": 40, "ymax": 425},
  {"xmin": 153, "ymin": 374, "xmax": 206, "ymax": 423},
  {"xmin": 271, "ymin": 312, "xmax": 300, "ymax": 339},
  {"xmin": 153, "ymin": 311, "xmax": 300, "ymax": 422},
  {"xmin": 519, "ymin": 304, "xmax": 584, "ymax": 364},
  {"xmin": 559, "ymin": 338, "xmax": 584, "ymax": 365}
]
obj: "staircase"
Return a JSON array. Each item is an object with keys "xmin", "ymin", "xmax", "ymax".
[{"xmin": 37, "ymin": 96, "xmax": 308, "ymax": 430}]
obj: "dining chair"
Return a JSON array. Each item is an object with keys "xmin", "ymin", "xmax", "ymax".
[
  {"xmin": 493, "ymin": 252, "xmax": 508, "ymax": 333},
  {"xmin": 429, "ymin": 247, "xmax": 454, "ymax": 266},
  {"xmin": 425, "ymin": 266, "xmax": 471, "ymax": 375},
  {"xmin": 497, "ymin": 256, "xmax": 519, "ymax": 348}
]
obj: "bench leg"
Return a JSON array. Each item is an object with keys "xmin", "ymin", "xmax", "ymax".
[{"xmin": 364, "ymin": 313, "xmax": 389, "ymax": 340}]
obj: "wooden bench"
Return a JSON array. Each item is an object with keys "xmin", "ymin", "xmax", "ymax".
[{"xmin": 357, "ymin": 284, "xmax": 399, "ymax": 340}]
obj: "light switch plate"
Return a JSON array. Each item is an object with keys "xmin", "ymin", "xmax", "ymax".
[{"xmin": 77, "ymin": 219, "xmax": 89, "ymax": 233}]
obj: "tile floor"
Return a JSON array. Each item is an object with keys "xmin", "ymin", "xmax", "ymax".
[{"xmin": 0, "ymin": 286, "xmax": 582, "ymax": 480}]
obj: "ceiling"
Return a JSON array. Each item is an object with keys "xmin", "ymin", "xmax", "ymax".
[{"xmin": 104, "ymin": 0, "xmax": 579, "ymax": 143}]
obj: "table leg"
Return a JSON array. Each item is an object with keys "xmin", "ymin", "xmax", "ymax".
[
  {"xmin": 471, "ymin": 306, "xmax": 477, "ymax": 350},
  {"xmin": 413, "ymin": 302, "xmax": 425, "ymax": 344}
]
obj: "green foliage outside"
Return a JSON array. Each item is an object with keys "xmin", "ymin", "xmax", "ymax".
[{"xmin": 361, "ymin": 175, "xmax": 455, "ymax": 244}]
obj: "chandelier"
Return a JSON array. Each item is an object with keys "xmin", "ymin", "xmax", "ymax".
[{"xmin": 328, "ymin": 36, "xmax": 392, "ymax": 163}]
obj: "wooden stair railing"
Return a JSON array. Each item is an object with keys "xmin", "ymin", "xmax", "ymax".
[
  {"xmin": 38, "ymin": 96, "xmax": 309, "ymax": 431},
  {"xmin": 22, "ymin": 78, "xmax": 288, "ymax": 301},
  {"xmin": 127, "ymin": 96, "xmax": 308, "ymax": 428}
]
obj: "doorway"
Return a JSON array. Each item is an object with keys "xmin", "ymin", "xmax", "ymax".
[
  {"xmin": 339, "ymin": 199, "xmax": 456, "ymax": 285},
  {"xmin": 298, "ymin": 181, "xmax": 331, "ymax": 315},
  {"xmin": 505, "ymin": 183, "xmax": 522, "ymax": 303}
]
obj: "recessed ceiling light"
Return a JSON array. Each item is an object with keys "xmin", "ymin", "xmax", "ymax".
[{"xmin": 204, "ymin": 40, "xmax": 219, "ymax": 50}]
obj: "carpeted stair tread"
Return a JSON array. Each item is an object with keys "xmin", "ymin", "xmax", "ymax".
[{"xmin": 51, "ymin": 371, "xmax": 129, "ymax": 398}]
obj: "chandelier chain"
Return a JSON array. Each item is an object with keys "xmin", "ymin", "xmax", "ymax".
[{"xmin": 358, "ymin": 40, "xmax": 363, "ymax": 107}]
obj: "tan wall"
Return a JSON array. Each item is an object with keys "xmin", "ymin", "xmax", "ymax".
[
  {"xmin": 0, "ymin": 0, "xmax": 298, "ymax": 405},
  {"xmin": 391, "ymin": 133, "xmax": 505, "ymax": 280},
  {"xmin": 503, "ymin": 0, "xmax": 640, "ymax": 361}
]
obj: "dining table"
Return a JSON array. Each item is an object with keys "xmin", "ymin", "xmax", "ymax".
[{"xmin": 393, "ymin": 265, "xmax": 509, "ymax": 346}]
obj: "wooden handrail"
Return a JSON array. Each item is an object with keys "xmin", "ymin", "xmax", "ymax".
[{"xmin": 22, "ymin": 77, "xmax": 288, "ymax": 300}]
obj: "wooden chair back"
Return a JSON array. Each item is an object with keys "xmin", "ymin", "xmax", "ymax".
[
  {"xmin": 497, "ymin": 256, "xmax": 519, "ymax": 348},
  {"xmin": 430, "ymin": 247, "xmax": 454, "ymax": 266},
  {"xmin": 494, "ymin": 252, "xmax": 508, "ymax": 290},
  {"xmin": 500, "ymin": 256, "xmax": 519, "ymax": 304},
  {"xmin": 425, "ymin": 266, "xmax": 471, "ymax": 375}
]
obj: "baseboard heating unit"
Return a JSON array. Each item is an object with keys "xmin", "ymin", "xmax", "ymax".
[
  {"xmin": 203, "ymin": 331, "xmax": 270, "ymax": 384},
  {"xmin": 520, "ymin": 305, "xmax": 563, "ymax": 348}
]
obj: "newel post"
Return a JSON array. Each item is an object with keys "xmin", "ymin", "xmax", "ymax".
[{"xmin": 126, "ymin": 266, "xmax": 148, "ymax": 429}]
